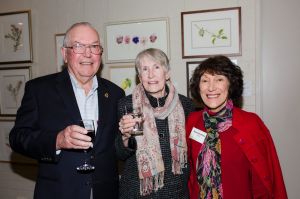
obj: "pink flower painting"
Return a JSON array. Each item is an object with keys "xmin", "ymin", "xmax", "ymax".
[{"xmin": 115, "ymin": 33, "xmax": 158, "ymax": 46}]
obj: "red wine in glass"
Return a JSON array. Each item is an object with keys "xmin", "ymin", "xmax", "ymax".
[
  {"xmin": 87, "ymin": 130, "xmax": 95, "ymax": 142},
  {"xmin": 76, "ymin": 119, "xmax": 95, "ymax": 171}
]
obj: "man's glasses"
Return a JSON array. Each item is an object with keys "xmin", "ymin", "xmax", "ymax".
[{"xmin": 64, "ymin": 43, "xmax": 103, "ymax": 55}]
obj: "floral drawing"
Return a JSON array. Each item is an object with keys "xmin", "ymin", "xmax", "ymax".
[
  {"xmin": 120, "ymin": 78, "xmax": 132, "ymax": 90},
  {"xmin": 115, "ymin": 33, "xmax": 158, "ymax": 46},
  {"xmin": 194, "ymin": 24, "xmax": 227, "ymax": 45},
  {"xmin": 124, "ymin": 36, "xmax": 130, "ymax": 44},
  {"xmin": 140, "ymin": 37, "xmax": 148, "ymax": 45},
  {"xmin": 149, "ymin": 34, "xmax": 157, "ymax": 43},
  {"xmin": 4, "ymin": 24, "xmax": 23, "ymax": 52},
  {"xmin": 116, "ymin": 36, "xmax": 123, "ymax": 44},
  {"xmin": 7, "ymin": 80, "xmax": 23, "ymax": 105},
  {"xmin": 132, "ymin": 36, "xmax": 139, "ymax": 44}
]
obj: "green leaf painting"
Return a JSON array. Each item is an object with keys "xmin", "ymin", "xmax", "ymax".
[
  {"xmin": 195, "ymin": 24, "xmax": 227, "ymax": 45},
  {"xmin": 120, "ymin": 78, "xmax": 132, "ymax": 90}
]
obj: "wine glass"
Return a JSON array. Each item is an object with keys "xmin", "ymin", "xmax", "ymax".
[
  {"xmin": 130, "ymin": 107, "xmax": 144, "ymax": 136},
  {"xmin": 76, "ymin": 119, "xmax": 96, "ymax": 171}
]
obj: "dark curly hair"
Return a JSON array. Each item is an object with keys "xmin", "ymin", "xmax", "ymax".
[{"xmin": 190, "ymin": 55, "xmax": 244, "ymax": 108}]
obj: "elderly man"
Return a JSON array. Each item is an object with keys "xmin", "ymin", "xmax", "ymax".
[{"xmin": 9, "ymin": 22, "xmax": 124, "ymax": 199}]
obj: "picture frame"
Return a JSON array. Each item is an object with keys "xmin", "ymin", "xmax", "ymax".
[
  {"xmin": 55, "ymin": 33, "xmax": 65, "ymax": 72},
  {"xmin": 109, "ymin": 65, "xmax": 139, "ymax": 95},
  {"xmin": 181, "ymin": 7, "xmax": 241, "ymax": 58},
  {"xmin": 0, "ymin": 10, "xmax": 33, "ymax": 64},
  {"xmin": 0, "ymin": 119, "xmax": 36, "ymax": 164},
  {"xmin": 186, "ymin": 61, "xmax": 202, "ymax": 98},
  {"xmin": 105, "ymin": 18, "xmax": 169, "ymax": 63},
  {"xmin": 0, "ymin": 66, "xmax": 31, "ymax": 116}
]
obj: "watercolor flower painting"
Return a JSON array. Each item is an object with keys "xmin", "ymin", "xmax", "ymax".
[
  {"xmin": 115, "ymin": 33, "xmax": 158, "ymax": 46},
  {"xmin": 194, "ymin": 24, "xmax": 228, "ymax": 45}
]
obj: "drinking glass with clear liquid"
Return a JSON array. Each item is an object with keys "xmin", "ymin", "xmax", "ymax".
[
  {"xmin": 131, "ymin": 107, "xmax": 143, "ymax": 136},
  {"xmin": 124, "ymin": 106, "xmax": 144, "ymax": 136}
]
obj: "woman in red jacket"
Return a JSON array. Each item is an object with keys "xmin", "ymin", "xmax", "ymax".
[{"xmin": 187, "ymin": 55, "xmax": 287, "ymax": 199}]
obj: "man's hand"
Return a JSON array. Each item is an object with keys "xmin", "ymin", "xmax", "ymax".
[{"xmin": 56, "ymin": 125, "xmax": 93, "ymax": 150}]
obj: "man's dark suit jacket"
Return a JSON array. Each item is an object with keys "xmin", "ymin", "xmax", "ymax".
[{"xmin": 9, "ymin": 69, "xmax": 125, "ymax": 199}]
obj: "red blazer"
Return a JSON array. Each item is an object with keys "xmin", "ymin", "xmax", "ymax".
[{"xmin": 186, "ymin": 107, "xmax": 287, "ymax": 199}]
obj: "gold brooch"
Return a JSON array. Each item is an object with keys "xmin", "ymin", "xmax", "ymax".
[{"xmin": 104, "ymin": 92, "xmax": 109, "ymax": 98}]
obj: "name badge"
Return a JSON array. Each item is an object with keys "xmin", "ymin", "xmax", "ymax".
[{"xmin": 189, "ymin": 127, "xmax": 207, "ymax": 144}]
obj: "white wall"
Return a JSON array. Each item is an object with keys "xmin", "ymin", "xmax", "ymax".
[
  {"xmin": 261, "ymin": 0, "xmax": 300, "ymax": 198},
  {"xmin": 0, "ymin": 0, "xmax": 298, "ymax": 198},
  {"xmin": 0, "ymin": 164, "xmax": 37, "ymax": 199},
  {"xmin": 0, "ymin": 0, "xmax": 259, "ymax": 111}
]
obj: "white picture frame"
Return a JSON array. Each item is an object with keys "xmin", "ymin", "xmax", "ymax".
[
  {"xmin": 0, "ymin": 10, "xmax": 33, "ymax": 64},
  {"xmin": 0, "ymin": 66, "xmax": 31, "ymax": 116},
  {"xmin": 109, "ymin": 65, "xmax": 139, "ymax": 95},
  {"xmin": 55, "ymin": 33, "xmax": 65, "ymax": 72},
  {"xmin": 105, "ymin": 18, "xmax": 169, "ymax": 63},
  {"xmin": 0, "ymin": 119, "xmax": 36, "ymax": 164},
  {"xmin": 181, "ymin": 7, "xmax": 241, "ymax": 58}
]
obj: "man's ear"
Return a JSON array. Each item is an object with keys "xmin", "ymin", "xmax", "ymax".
[{"xmin": 61, "ymin": 47, "xmax": 67, "ymax": 63}]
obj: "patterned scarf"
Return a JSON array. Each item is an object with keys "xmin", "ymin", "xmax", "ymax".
[
  {"xmin": 196, "ymin": 100, "xmax": 233, "ymax": 199},
  {"xmin": 132, "ymin": 81, "xmax": 187, "ymax": 196}
]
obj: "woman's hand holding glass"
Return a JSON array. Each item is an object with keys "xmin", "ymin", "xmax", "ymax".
[
  {"xmin": 119, "ymin": 110, "xmax": 143, "ymax": 147},
  {"xmin": 119, "ymin": 114, "xmax": 135, "ymax": 147}
]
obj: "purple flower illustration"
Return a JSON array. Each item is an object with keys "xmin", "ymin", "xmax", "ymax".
[
  {"xmin": 124, "ymin": 35, "xmax": 131, "ymax": 44},
  {"xmin": 115, "ymin": 34, "xmax": 157, "ymax": 46},
  {"xmin": 116, "ymin": 36, "xmax": 123, "ymax": 44},
  {"xmin": 149, "ymin": 34, "xmax": 157, "ymax": 43},
  {"xmin": 132, "ymin": 36, "xmax": 139, "ymax": 44},
  {"xmin": 140, "ymin": 36, "xmax": 147, "ymax": 45}
]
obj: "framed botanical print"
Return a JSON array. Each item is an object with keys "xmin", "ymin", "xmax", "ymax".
[
  {"xmin": 0, "ymin": 10, "xmax": 33, "ymax": 64},
  {"xmin": 181, "ymin": 7, "xmax": 241, "ymax": 58},
  {"xmin": 55, "ymin": 33, "xmax": 65, "ymax": 72},
  {"xmin": 0, "ymin": 66, "xmax": 31, "ymax": 116},
  {"xmin": 0, "ymin": 119, "xmax": 36, "ymax": 164},
  {"xmin": 105, "ymin": 18, "xmax": 169, "ymax": 63},
  {"xmin": 109, "ymin": 65, "xmax": 139, "ymax": 95}
]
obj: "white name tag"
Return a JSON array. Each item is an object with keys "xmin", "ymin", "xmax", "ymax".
[{"xmin": 189, "ymin": 127, "xmax": 207, "ymax": 144}]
